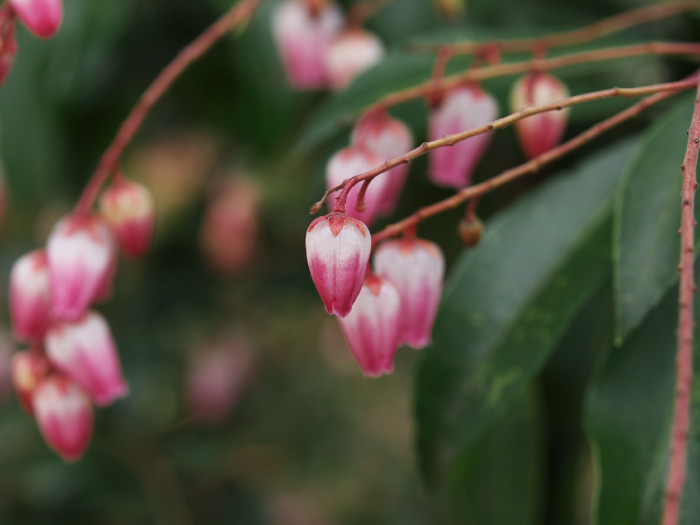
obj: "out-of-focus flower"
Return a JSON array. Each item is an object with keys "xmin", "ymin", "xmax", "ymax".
[
  {"xmin": 0, "ymin": 7, "xmax": 17, "ymax": 86},
  {"xmin": 12, "ymin": 350, "xmax": 50, "ymax": 413},
  {"xmin": 200, "ymin": 175, "xmax": 259, "ymax": 273},
  {"xmin": 351, "ymin": 109, "xmax": 413, "ymax": 216},
  {"xmin": 306, "ymin": 212, "xmax": 371, "ymax": 317},
  {"xmin": 32, "ymin": 375, "xmax": 93, "ymax": 462},
  {"xmin": 10, "ymin": 250, "xmax": 52, "ymax": 342},
  {"xmin": 337, "ymin": 274, "xmax": 401, "ymax": 377},
  {"xmin": 510, "ymin": 71, "xmax": 570, "ymax": 158},
  {"xmin": 9, "ymin": 0, "xmax": 63, "ymax": 39},
  {"xmin": 325, "ymin": 28, "xmax": 384, "ymax": 90},
  {"xmin": 272, "ymin": 0, "xmax": 343, "ymax": 90},
  {"xmin": 373, "ymin": 238, "xmax": 444, "ymax": 349},
  {"xmin": 428, "ymin": 83, "xmax": 498, "ymax": 189},
  {"xmin": 45, "ymin": 311, "xmax": 128, "ymax": 407}
]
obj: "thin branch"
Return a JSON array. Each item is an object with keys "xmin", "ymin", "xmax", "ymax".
[
  {"xmin": 311, "ymin": 76, "xmax": 699, "ymax": 214},
  {"xmin": 370, "ymin": 82, "xmax": 694, "ymax": 244},
  {"xmin": 411, "ymin": 1, "xmax": 700, "ymax": 55},
  {"xmin": 662, "ymin": 76, "xmax": 700, "ymax": 525},
  {"xmin": 75, "ymin": 0, "xmax": 261, "ymax": 215}
]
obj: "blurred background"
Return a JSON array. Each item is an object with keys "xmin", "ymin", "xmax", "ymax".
[{"xmin": 0, "ymin": 0, "xmax": 697, "ymax": 523}]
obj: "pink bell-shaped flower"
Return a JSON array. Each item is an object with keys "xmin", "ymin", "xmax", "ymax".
[
  {"xmin": 306, "ymin": 212, "xmax": 371, "ymax": 317},
  {"xmin": 337, "ymin": 274, "xmax": 401, "ymax": 377},
  {"xmin": 47, "ymin": 214, "xmax": 116, "ymax": 321},
  {"xmin": 272, "ymin": 0, "xmax": 343, "ymax": 90},
  {"xmin": 0, "ymin": 8, "xmax": 18, "ymax": 86},
  {"xmin": 326, "ymin": 146, "xmax": 387, "ymax": 226},
  {"xmin": 351, "ymin": 109, "xmax": 413, "ymax": 216},
  {"xmin": 9, "ymin": 250, "xmax": 52, "ymax": 342},
  {"xmin": 325, "ymin": 28, "xmax": 384, "ymax": 90},
  {"xmin": 510, "ymin": 71, "xmax": 570, "ymax": 159},
  {"xmin": 11, "ymin": 350, "xmax": 50, "ymax": 413},
  {"xmin": 9, "ymin": 0, "xmax": 63, "ymax": 39},
  {"xmin": 99, "ymin": 176, "xmax": 155, "ymax": 258},
  {"xmin": 373, "ymin": 238, "xmax": 445, "ymax": 348},
  {"xmin": 32, "ymin": 375, "xmax": 93, "ymax": 462},
  {"xmin": 45, "ymin": 311, "xmax": 129, "ymax": 406},
  {"xmin": 428, "ymin": 83, "xmax": 498, "ymax": 189}
]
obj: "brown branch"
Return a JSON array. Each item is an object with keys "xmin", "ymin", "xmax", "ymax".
[
  {"xmin": 75, "ymin": 0, "xmax": 261, "ymax": 215},
  {"xmin": 370, "ymin": 81, "xmax": 694, "ymax": 244},
  {"xmin": 412, "ymin": 1, "xmax": 700, "ymax": 55},
  {"xmin": 662, "ymin": 77, "xmax": 700, "ymax": 525},
  {"xmin": 311, "ymin": 76, "xmax": 699, "ymax": 214}
]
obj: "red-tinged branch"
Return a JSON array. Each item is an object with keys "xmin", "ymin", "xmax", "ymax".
[
  {"xmin": 412, "ymin": 1, "xmax": 699, "ymax": 55},
  {"xmin": 314, "ymin": 76, "xmax": 698, "ymax": 214},
  {"xmin": 662, "ymin": 77, "xmax": 700, "ymax": 525},
  {"xmin": 75, "ymin": 0, "xmax": 261, "ymax": 215},
  {"xmin": 370, "ymin": 84, "xmax": 692, "ymax": 244}
]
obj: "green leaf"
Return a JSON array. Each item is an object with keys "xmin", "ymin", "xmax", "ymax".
[
  {"xmin": 414, "ymin": 139, "xmax": 637, "ymax": 486},
  {"xmin": 613, "ymin": 94, "xmax": 695, "ymax": 342}
]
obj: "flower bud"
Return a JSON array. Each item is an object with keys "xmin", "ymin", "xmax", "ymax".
[
  {"xmin": 99, "ymin": 177, "xmax": 155, "ymax": 258},
  {"xmin": 458, "ymin": 214, "xmax": 484, "ymax": 247},
  {"xmin": 10, "ymin": 250, "xmax": 52, "ymax": 342},
  {"xmin": 428, "ymin": 84, "xmax": 498, "ymax": 189},
  {"xmin": 11, "ymin": 350, "xmax": 49, "ymax": 413},
  {"xmin": 0, "ymin": 10, "xmax": 18, "ymax": 86},
  {"xmin": 200, "ymin": 176, "xmax": 259, "ymax": 273},
  {"xmin": 306, "ymin": 212, "xmax": 371, "ymax": 317},
  {"xmin": 272, "ymin": 0, "xmax": 343, "ymax": 90},
  {"xmin": 326, "ymin": 146, "xmax": 387, "ymax": 226},
  {"xmin": 325, "ymin": 28, "xmax": 384, "ymax": 90},
  {"xmin": 9, "ymin": 0, "xmax": 63, "ymax": 39},
  {"xmin": 337, "ymin": 274, "xmax": 401, "ymax": 377},
  {"xmin": 510, "ymin": 72, "xmax": 570, "ymax": 159},
  {"xmin": 373, "ymin": 238, "xmax": 444, "ymax": 349},
  {"xmin": 47, "ymin": 214, "xmax": 116, "ymax": 321},
  {"xmin": 45, "ymin": 311, "xmax": 128, "ymax": 406},
  {"xmin": 32, "ymin": 375, "xmax": 93, "ymax": 462},
  {"xmin": 351, "ymin": 109, "xmax": 413, "ymax": 216}
]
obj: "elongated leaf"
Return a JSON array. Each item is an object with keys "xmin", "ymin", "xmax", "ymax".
[
  {"xmin": 613, "ymin": 95, "xmax": 695, "ymax": 342},
  {"xmin": 414, "ymin": 139, "xmax": 637, "ymax": 485}
]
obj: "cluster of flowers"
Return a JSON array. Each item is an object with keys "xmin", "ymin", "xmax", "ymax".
[
  {"xmin": 9, "ymin": 176, "xmax": 154, "ymax": 461},
  {"xmin": 304, "ymin": 61, "xmax": 570, "ymax": 375},
  {"xmin": 0, "ymin": 0, "xmax": 64, "ymax": 85},
  {"xmin": 272, "ymin": 0, "xmax": 385, "ymax": 91}
]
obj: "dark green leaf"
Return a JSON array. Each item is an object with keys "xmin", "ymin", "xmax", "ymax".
[
  {"xmin": 414, "ymin": 139, "xmax": 637, "ymax": 485},
  {"xmin": 613, "ymin": 94, "xmax": 695, "ymax": 342}
]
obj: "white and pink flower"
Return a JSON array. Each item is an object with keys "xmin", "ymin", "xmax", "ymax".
[
  {"xmin": 45, "ymin": 311, "xmax": 128, "ymax": 406},
  {"xmin": 325, "ymin": 28, "xmax": 384, "ymax": 90},
  {"xmin": 9, "ymin": 0, "xmax": 63, "ymax": 39},
  {"xmin": 10, "ymin": 250, "xmax": 52, "ymax": 342},
  {"xmin": 306, "ymin": 212, "xmax": 371, "ymax": 317},
  {"xmin": 428, "ymin": 83, "xmax": 498, "ymax": 189},
  {"xmin": 337, "ymin": 274, "xmax": 401, "ymax": 377},
  {"xmin": 32, "ymin": 375, "xmax": 93, "ymax": 462},
  {"xmin": 511, "ymin": 71, "xmax": 569, "ymax": 159},
  {"xmin": 373, "ymin": 238, "xmax": 444, "ymax": 348}
]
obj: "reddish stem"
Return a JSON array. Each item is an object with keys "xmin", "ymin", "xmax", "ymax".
[
  {"xmin": 662, "ymin": 77, "xmax": 700, "ymax": 525},
  {"xmin": 74, "ymin": 0, "xmax": 261, "ymax": 215}
]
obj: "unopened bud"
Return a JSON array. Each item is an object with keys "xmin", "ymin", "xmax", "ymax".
[{"xmin": 458, "ymin": 214, "xmax": 484, "ymax": 247}]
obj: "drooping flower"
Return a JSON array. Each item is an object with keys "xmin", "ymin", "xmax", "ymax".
[
  {"xmin": 305, "ymin": 212, "xmax": 371, "ymax": 317},
  {"xmin": 99, "ymin": 176, "xmax": 155, "ymax": 259},
  {"xmin": 46, "ymin": 214, "xmax": 116, "ymax": 321},
  {"xmin": 45, "ymin": 311, "xmax": 129, "ymax": 406},
  {"xmin": 326, "ymin": 146, "xmax": 387, "ymax": 226},
  {"xmin": 428, "ymin": 83, "xmax": 498, "ymax": 189},
  {"xmin": 0, "ymin": 8, "xmax": 18, "ymax": 86},
  {"xmin": 272, "ymin": 0, "xmax": 344, "ymax": 90},
  {"xmin": 9, "ymin": 0, "xmax": 63, "ymax": 39},
  {"xmin": 325, "ymin": 28, "xmax": 384, "ymax": 90},
  {"xmin": 337, "ymin": 274, "xmax": 401, "ymax": 377},
  {"xmin": 373, "ymin": 238, "xmax": 444, "ymax": 348},
  {"xmin": 32, "ymin": 375, "xmax": 93, "ymax": 462},
  {"xmin": 11, "ymin": 350, "xmax": 50, "ymax": 413},
  {"xmin": 10, "ymin": 250, "xmax": 52, "ymax": 342},
  {"xmin": 510, "ymin": 71, "xmax": 570, "ymax": 159},
  {"xmin": 351, "ymin": 109, "xmax": 413, "ymax": 215}
]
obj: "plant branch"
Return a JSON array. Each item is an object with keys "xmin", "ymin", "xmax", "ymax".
[
  {"xmin": 75, "ymin": 0, "xmax": 261, "ymax": 215},
  {"xmin": 370, "ymin": 82, "xmax": 694, "ymax": 244},
  {"xmin": 662, "ymin": 76, "xmax": 700, "ymax": 525},
  {"xmin": 412, "ymin": 1, "xmax": 699, "ymax": 55},
  {"xmin": 312, "ymin": 76, "xmax": 698, "ymax": 214}
]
